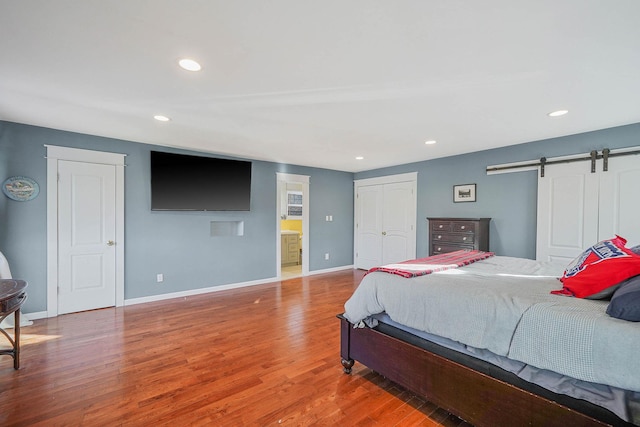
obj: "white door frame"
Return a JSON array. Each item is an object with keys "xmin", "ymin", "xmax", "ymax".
[
  {"xmin": 276, "ymin": 173, "xmax": 309, "ymax": 277},
  {"xmin": 46, "ymin": 145, "xmax": 126, "ymax": 317}
]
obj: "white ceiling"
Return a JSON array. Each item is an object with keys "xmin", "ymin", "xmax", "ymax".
[{"xmin": 1, "ymin": 1, "xmax": 639, "ymax": 172}]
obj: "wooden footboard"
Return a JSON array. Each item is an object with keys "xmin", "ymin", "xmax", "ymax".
[{"xmin": 339, "ymin": 315, "xmax": 622, "ymax": 427}]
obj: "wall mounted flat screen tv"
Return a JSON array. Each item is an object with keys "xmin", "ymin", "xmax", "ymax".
[{"xmin": 150, "ymin": 151, "xmax": 252, "ymax": 211}]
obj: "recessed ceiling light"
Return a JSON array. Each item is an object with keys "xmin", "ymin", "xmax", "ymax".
[
  {"xmin": 548, "ymin": 110, "xmax": 568, "ymax": 117},
  {"xmin": 424, "ymin": 140, "xmax": 437, "ymax": 145},
  {"xmin": 154, "ymin": 115, "xmax": 171, "ymax": 122},
  {"xmin": 178, "ymin": 58, "xmax": 202, "ymax": 72},
  {"xmin": 355, "ymin": 156, "xmax": 364, "ymax": 160}
]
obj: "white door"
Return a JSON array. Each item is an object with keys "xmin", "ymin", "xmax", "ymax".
[
  {"xmin": 382, "ymin": 181, "xmax": 416, "ymax": 264},
  {"xmin": 355, "ymin": 178, "xmax": 416, "ymax": 270},
  {"xmin": 537, "ymin": 154, "xmax": 640, "ymax": 262},
  {"xmin": 536, "ymin": 161, "xmax": 599, "ymax": 263},
  {"xmin": 58, "ymin": 160, "xmax": 117, "ymax": 314},
  {"xmin": 355, "ymin": 185, "xmax": 384, "ymax": 270},
  {"xmin": 598, "ymin": 155, "xmax": 640, "ymax": 245}
]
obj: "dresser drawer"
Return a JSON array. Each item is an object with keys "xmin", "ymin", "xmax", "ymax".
[
  {"xmin": 284, "ymin": 235, "xmax": 298, "ymax": 244},
  {"xmin": 452, "ymin": 221, "xmax": 475, "ymax": 233},
  {"xmin": 288, "ymin": 250, "xmax": 299, "ymax": 259},
  {"xmin": 432, "ymin": 233, "xmax": 475, "ymax": 244},
  {"xmin": 432, "ymin": 243, "xmax": 475, "ymax": 254},
  {"xmin": 431, "ymin": 221, "xmax": 452, "ymax": 232}
]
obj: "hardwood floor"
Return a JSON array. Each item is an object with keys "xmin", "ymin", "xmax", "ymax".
[{"xmin": 0, "ymin": 270, "xmax": 470, "ymax": 426}]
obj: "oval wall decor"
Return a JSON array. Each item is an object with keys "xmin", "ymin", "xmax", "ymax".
[{"xmin": 2, "ymin": 176, "xmax": 40, "ymax": 201}]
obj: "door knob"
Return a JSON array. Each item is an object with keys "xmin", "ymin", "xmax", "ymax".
[
  {"xmin": 107, "ymin": 240, "xmax": 115, "ymax": 246},
  {"xmin": 382, "ymin": 231, "xmax": 387, "ymax": 236}
]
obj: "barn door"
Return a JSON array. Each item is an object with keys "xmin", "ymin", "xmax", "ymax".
[
  {"xmin": 536, "ymin": 161, "xmax": 598, "ymax": 263},
  {"xmin": 536, "ymin": 154, "xmax": 640, "ymax": 262},
  {"xmin": 597, "ymin": 155, "xmax": 640, "ymax": 245}
]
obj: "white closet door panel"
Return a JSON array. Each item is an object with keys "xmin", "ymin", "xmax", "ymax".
[
  {"xmin": 355, "ymin": 185, "xmax": 383, "ymax": 269},
  {"xmin": 381, "ymin": 181, "xmax": 416, "ymax": 264},
  {"xmin": 598, "ymin": 156, "xmax": 640, "ymax": 245},
  {"xmin": 536, "ymin": 162, "xmax": 598, "ymax": 262}
]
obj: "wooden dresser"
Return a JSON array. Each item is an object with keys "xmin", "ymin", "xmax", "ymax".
[{"xmin": 427, "ymin": 218, "xmax": 491, "ymax": 255}]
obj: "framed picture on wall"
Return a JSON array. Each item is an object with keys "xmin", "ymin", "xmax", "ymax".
[{"xmin": 453, "ymin": 184, "xmax": 476, "ymax": 203}]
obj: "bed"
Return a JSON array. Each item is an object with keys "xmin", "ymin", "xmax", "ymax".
[{"xmin": 339, "ymin": 249, "xmax": 640, "ymax": 427}]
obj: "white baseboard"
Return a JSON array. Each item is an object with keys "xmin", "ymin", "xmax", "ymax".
[
  {"xmin": 124, "ymin": 276, "xmax": 280, "ymax": 306},
  {"xmin": 1, "ymin": 310, "xmax": 45, "ymax": 327},
  {"xmin": 306, "ymin": 265, "xmax": 354, "ymax": 276},
  {"xmin": 125, "ymin": 265, "xmax": 354, "ymax": 306},
  {"xmin": 25, "ymin": 265, "xmax": 356, "ymax": 316}
]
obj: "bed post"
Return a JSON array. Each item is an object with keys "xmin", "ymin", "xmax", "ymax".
[{"xmin": 338, "ymin": 315, "xmax": 354, "ymax": 374}]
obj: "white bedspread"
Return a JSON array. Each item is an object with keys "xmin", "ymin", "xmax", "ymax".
[{"xmin": 343, "ymin": 256, "xmax": 640, "ymax": 392}]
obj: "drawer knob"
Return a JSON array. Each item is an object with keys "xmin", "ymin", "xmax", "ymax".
[
  {"xmin": 437, "ymin": 235, "xmax": 442, "ymax": 239},
  {"xmin": 437, "ymin": 247, "xmax": 442, "ymax": 251},
  {"xmin": 439, "ymin": 225, "xmax": 443, "ymax": 229},
  {"xmin": 461, "ymin": 226, "xmax": 466, "ymax": 230},
  {"xmin": 463, "ymin": 237, "xmax": 467, "ymax": 241}
]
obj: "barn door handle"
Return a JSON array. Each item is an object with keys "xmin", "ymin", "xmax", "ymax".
[{"xmin": 107, "ymin": 240, "xmax": 115, "ymax": 246}]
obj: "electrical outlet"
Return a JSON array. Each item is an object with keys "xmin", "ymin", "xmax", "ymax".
[
  {"xmin": 156, "ymin": 273, "xmax": 164, "ymax": 283},
  {"xmin": 324, "ymin": 253, "xmax": 330, "ymax": 260}
]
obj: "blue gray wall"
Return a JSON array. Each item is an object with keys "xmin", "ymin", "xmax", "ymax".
[
  {"xmin": 0, "ymin": 121, "xmax": 354, "ymax": 313},
  {"xmin": 2, "ymin": 120, "xmax": 639, "ymax": 315},
  {"xmin": 355, "ymin": 123, "xmax": 640, "ymax": 259}
]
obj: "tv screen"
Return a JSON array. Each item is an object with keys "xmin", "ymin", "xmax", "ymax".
[{"xmin": 150, "ymin": 151, "xmax": 252, "ymax": 211}]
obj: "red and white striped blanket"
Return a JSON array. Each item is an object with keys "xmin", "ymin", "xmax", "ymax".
[{"xmin": 367, "ymin": 250, "xmax": 494, "ymax": 278}]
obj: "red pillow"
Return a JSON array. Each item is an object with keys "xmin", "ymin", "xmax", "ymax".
[{"xmin": 551, "ymin": 236, "xmax": 640, "ymax": 298}]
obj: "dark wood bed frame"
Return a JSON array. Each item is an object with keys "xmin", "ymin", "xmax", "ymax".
[{"xmin": 339, "ymin": 314, "xmax": 633, "ymax": 427}]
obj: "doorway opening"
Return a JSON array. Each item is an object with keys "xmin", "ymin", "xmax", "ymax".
[{"xmin": 276, "ymin": 173, "xmax": 310, "ymax": 280}]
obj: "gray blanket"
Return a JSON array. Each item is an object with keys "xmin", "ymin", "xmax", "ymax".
[{"xmin": 343, "ymin": 256, "xmax": 640, "ymax": 392}]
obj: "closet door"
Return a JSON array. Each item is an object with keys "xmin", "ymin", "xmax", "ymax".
[
  {"xmin": 355, "ymin": 185, "xmax": 384, "ymax": 270},
  {"xmin": 381, "ymin": 181, "xmax": 416, "ymax": 265},
  {"xmin": 536, "ymin": 161, "xmax": 599, "ymax": 263},
  {"xmin": 354, "ymin": 177, "xmax": 417, "ymax": 270},
  {"xmin": 598, "ymin": 155, "xmax": 640, "ymax": 245}
]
